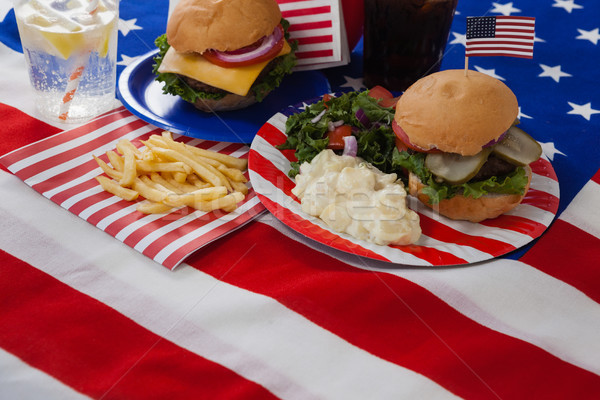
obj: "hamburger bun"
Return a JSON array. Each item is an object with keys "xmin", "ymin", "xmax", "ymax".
[
  {"xmin": 395, "ymin": 69, "xmax": 519, "ymax": 156},
  {"xmin": 167, "ymin": 0, "xmax": 282, "ymax": 54},
  {"xmin": 408, "ymin": 165, "xmax": 532, "ymax": 223}
]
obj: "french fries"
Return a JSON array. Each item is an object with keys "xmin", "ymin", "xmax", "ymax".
[{"xmin": 92, "ymin": 132, "xmax": 249, "ymax": 214}]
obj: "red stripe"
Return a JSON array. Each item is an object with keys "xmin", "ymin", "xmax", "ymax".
[
  {"xmin": 296, "ymin": 49, "xmax": 334, "ymax": 59},
  {"xmin": 0, "ymin": 103, "xmax": 61, "ymax": 166},
  {"xmin": 531, "ymin": 158, "xmax": 558, "ymax": 180},
  {"xmin": 480, "ymin": 214, "xmax": 548, "ymax": 236},
  {"xmin": 256, "ymin": 123, "xmax": 297, "ymax": 162},
  {"xmin": 248, "ymin": 149, "xmax": 299, "ymax": 199},
  {"xmin": 591, "ymin": 169, "xmax": 600, "ymax": 185},
  {"xmin": 66, "ymin": 185, "xmax": 123, "ymax": 216},
  {"xmin": 189, "ymin": 223, "xmax": 600, "ymax": 399},
  {"xmin": 418, "ymin": 213, "xmax": 515, "ymax": 257},
  {"xmin": 287, "ymin": 20, "xmax": 332, "ymax": 31},
  {"xmin": 467, "ymin": 40, "xmax": 534, "ymax": 46},
  {"xmin": 466, "ymin": 46, "xmax": 533, "ymax": 52},
  {"xmin": 0, "ymin": 250, "xmax": 279, "ymax": 399},
  {"xmin": 521, "ymin": 188, "xmax": 560, "ymax": 213},
  {"xmin": 520, "ymin": 219, "xmax": 600, "ymax": 304},
  {"xmin": 0, "ymin": 107, "xmax": 128, "ymax": 166},
  {"xmin": 86, "ymin": 198, "xmax": 134, "ymax": 226},
  {"xmin": 104, "ymin": 207, "xmax": 150, "ymax": 237},
  {"xmin": 281, "ymin": 6, "xmax": 330, "ymax": 18},
  {"xmin": 293, "ymin": 35, "xmax": 334, "ymax": 45}
]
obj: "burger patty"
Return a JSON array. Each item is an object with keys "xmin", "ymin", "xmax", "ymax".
[
  {"xmin": 179, "ymin": 57, "xmax": 279, "ymax": 96},
  {"xmin": 471, "ymin": 155, "xmax": 517, "ymax": 181}
]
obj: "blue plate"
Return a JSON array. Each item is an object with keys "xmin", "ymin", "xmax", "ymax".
[{"xmin": 117, "ymin": 49, "xmax": 331, "ymax": 143}]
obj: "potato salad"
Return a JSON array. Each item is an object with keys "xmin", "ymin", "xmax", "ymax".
[{"xmin": 292, "ymin": 150, "xmax": 421, "ymax": 246}]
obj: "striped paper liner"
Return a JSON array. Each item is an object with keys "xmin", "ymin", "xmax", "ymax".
[
  {"xmin": 0, "ymin": 107, "xmax": 265, "ymax": 269},
  {"xmin": 248, "ymin": 97, "xmax": 560, "ymax": 267},
  {"xmin": 278, "ymin": 0, "xmax": 349, "ymax": 69}
]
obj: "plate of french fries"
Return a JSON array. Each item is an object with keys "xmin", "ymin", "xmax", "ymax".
[
  {"xmin": 93, "ymin": 131, "xmax": 250, "ymax": 215},
  {"xmin": 0, "ymin": 108, "xmax": 266, "ymax": 269}
]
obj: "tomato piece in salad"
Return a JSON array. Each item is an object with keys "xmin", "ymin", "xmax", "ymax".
[
  {"xmin": 327, "ymin": 125, "xmax": 353, "ymax": 150},
  {"xmin": 203, "ymin": 25, "xmax": 285, "ymax": 68},
  {"xmin": 368, "ymin": 85, "xmax": 400, "ymax": 108}
]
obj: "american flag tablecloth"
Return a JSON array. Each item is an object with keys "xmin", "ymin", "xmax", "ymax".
[{"xmin": 1, "ymin": 1, "xmax": 599, "ymax": 399}]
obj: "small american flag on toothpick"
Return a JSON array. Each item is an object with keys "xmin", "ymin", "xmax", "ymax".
[
  {"xmin": 466, "ymin": 16, "xmax": 536, "ymax": 58},
  {"xmin": 464, "ymin": 15, "xmax": 536, "ymax": 74}
]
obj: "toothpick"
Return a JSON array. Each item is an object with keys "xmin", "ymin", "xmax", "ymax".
[{"xmin": 464, "ymin": 56, "xmax": 469, "ymax": 76}]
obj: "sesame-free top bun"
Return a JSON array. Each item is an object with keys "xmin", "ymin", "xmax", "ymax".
[
  {"xmin": 167, "ymin": 0, "xmax": 282, "ymax": 54},
  {"xmin": 408, "ymin": 165, "xmax": 532, "ymax": 223},
  {"xmin": 395, "ymin": 69, "xmax": 519, "ymax": 156}
]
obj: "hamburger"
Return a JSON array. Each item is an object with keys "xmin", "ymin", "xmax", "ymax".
[
  {"xmin": 392, "ymin": 69, "xmax": 542, "ymax": 222},
  {"xmin": 152, "ymin": 0, "xmax": 297, "ymax": 112}
]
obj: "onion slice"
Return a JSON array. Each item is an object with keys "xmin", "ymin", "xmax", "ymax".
[
  {"xmin": 342, "ymin": 135, "xmax": 358, "ymax": 157},
  {"xmin": 483, "ymin": 130, "xmax": 508, "ymax": 148},
  {"xmin": 207, "ymin": 25, "xmax": 284, "ymax": 65}
]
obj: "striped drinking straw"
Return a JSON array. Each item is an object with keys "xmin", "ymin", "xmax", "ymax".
[{"xmin": 58, "ymin": 0, "xmax": 101, "ymax": 121}]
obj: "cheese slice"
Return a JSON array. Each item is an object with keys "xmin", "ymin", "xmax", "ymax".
[{"xmin": 158, "ymin": 40, "xmax": 291, "ymax": 97}]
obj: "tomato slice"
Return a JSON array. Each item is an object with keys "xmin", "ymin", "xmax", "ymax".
[
  {"xmin": 392, "ymin": 120, "xmax": 439, "ymax": 153},
  {"xmin": 327, "ymin": 125, "xmax": 353, "ymax": 150},
  {"xmin": 203, "ymin": 25, "xmax": 285, "ymax": 68},
  {"xmin": 368, "ymin": 85, "xmax": 399, "ymax": 108}
]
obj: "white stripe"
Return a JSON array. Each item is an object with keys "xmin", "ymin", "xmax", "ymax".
[
  {"xmin": 467, "ymin": 42, "xmax": 534, "ymax": 50},
  {"xmin": 278, "ymin": 0, "xmax": 336, "ymax": 12},
  {"xmin": 58, "ymin": 184, "xmax": 104, "ymax": 210},
  {"xmin": 559, "ymin": 178, "xmax": 600, "ymax": 239},
  {"xmin": 496, "ymin": 25, "xmax": 535, "ymax": 31},
  {"xmin": 78, "ymin": 195, "xmax": 124, "ymax": 221},
  {"xmin": 0, "ymin": 170, "xmax": 459, "ymax": 400},
  {"xmin": 43, "ymin": 167, "xmax": 102, "ymax": 200},
  {"xmin": 467, "ymin": 37, "xmax": 535, "ymax": 44},
  {"xmin": 95, "ymin": 201, "xmax": 139, "ymax": 230},
  {"xmin": 289, "ymin": 28, "xmax": 335, "ymax": 38},
  {"xmin": 0, "ymin": 348, "xmax": 91, "ymax": 400}
]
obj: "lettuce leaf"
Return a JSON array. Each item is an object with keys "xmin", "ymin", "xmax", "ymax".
[{"xmin": 391, "ymin": 150, "xmax": 529, "ymax": 203}]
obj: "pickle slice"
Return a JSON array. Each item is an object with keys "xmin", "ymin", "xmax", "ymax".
[
  {"xmin": 493, "ymin": 126, "xmax": 542, "ymax": 166},
  {"xmin": 425, "ymin": 148, "xmax": 492, "ymax": 184}
]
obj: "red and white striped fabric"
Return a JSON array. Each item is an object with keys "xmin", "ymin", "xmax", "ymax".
[
  {"xmin": 248, "ymin": 105, "xmax": 560, "ymax": 266},
  {"xmin": 0, "ymin": 107, "xmax": 265, "ymax": 269},
  {"xmin": 277, "ymin": 0, "xmax": 349, "ymax": 68},
  {"xmin": 1, "ymin": 114, "xmax": 600, "ymax": 398},
  {"xmin": 1, "ymin": 5, "xmax": 600, "ymax": 397}
]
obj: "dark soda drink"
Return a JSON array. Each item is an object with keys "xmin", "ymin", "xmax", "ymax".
[{"xmin": 363, "ymin": 0, "xmax": 458, "ymax": 91}]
